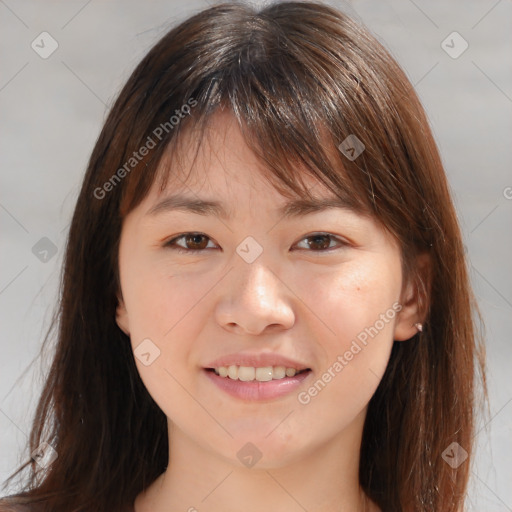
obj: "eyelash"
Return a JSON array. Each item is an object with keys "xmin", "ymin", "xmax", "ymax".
[{"xmin": 164, "ymin": 232, "xmax": 349, "ymax": 254}]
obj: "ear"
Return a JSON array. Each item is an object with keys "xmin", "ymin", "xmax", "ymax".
[
  {"xmin": 116, "ymin": 294, "xmax": 130, "ymax": 336},
  {"xmin": 393, "ymin": 252, "xmax": 431, "ymax": 342}
]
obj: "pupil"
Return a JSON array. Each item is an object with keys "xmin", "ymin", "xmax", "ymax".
[
  {"xmin": 188, "ymin": 234, "xmax": 206, "ymax": 249},
  {"xmin": 310, "ymin": 235, "xmax": 329, "ymax": 250}
]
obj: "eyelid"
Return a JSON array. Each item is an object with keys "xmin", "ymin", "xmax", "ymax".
[
  {"xmin": 293, "ymin": 232, "xmax": 350, "ymax": 251},
  {"xmin": 164, "ymin": 232, "xmax": 217, "ymax": 252},
  {"xmin": 164, "ymin": 231, "xmax": 350, "ymax": 254}
]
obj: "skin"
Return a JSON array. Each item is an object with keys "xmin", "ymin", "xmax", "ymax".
[{"xmin": 116, "ymin": 110, "xmax": 426, "ymax": 512}]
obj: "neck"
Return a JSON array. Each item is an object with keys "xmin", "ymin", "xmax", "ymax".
[{"xmin": 135, "ymin": 409, "xmax": 378, "ymax": 512}]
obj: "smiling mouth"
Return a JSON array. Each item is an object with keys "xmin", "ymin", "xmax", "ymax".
[{"xmin": 206, "ymin": 365, "xmax": 311, "ymax": 382}]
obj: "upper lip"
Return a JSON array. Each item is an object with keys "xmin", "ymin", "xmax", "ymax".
[{"xmin": 205, "ymin": 352, "xmax": 310, "ymax": 371}]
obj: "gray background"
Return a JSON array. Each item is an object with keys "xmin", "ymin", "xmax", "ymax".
[{"xmin": 1, "ymin": 0, "xmax": 511, "ymax": 510}]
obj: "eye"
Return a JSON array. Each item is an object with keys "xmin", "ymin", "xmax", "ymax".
[
  {"xmin": 164, "ymin": 231, "xmax": 348, "ymax": 255},
  {"xmin": 164, "ymin": 232, "xmax": 217, "ymax": 253},
  {"xmin": 294, "ymin": 233, "xmax": 348, "ymax": 252}
]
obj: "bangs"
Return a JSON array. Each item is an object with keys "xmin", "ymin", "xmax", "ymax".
[
  {"xmin": 119, "ymin": 84, "xmax": 374, "ymax": 221},
  {"xmin": 151, "ymin": 103, "xmax": 373, "ymax": 216},
  {"xmin": 116, "ymin": 4, "xmax": 389, "ymax": 220}
]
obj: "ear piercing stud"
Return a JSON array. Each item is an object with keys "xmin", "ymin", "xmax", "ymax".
[{"xmin": 414, "ymin": 322, "xmax": 423, "ymax": 332}]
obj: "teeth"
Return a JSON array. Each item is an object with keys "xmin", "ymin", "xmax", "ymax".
[
  {"xmin": 272, "ymin": 366, "xmax": 286, "ymax": 379},
  {"xmin": 238, "ymin": 366, "xmax": 255, "ymax": 381},
  {"xmin": 213, "ymin": 365, "xmax": 303, "ymax": 381},
  {"xmin": 255, "ymin": 367, "xmax": 273, "ymax": 382},
  {"xmin": 228, "ymin": 365, "xmax": 238, "ymax": 380}
]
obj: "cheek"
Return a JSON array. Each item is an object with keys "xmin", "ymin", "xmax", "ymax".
[
  {"xmin": 125, "ymin": 271, "xmax": 208, "ymax": 380},
  {"xmin": 290, "ymin": 262, "xmax": 400, "ymax": 440},
  {"xmin": 121, "ymin": 254, "xmax": 209, "ymax": 342},
  {"xmin": 122, "ymin": 268, "xmax": 212, "ymax": 427},
  {"xmin": 295, "ymin": 256, "xmax": 402, "ymax": 393},
  {"xmin": 304, "ymin": 256, "xmax": 401, "ymax": 337},
  {"xmin": 119, "ymin": 254, "xmax": 211, "ymax": 403}
]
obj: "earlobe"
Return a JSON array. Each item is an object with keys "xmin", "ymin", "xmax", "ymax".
[
  {"xmin": 393, "ymin": 253, "xmax": 431, "ymax": 342},
  {"xmin": 115, "ymin": 295, "xmax": 130, "ymax": 336}
]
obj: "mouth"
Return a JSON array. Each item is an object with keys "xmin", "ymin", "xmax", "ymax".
[
  {"xmin": 205, "ymin": 365, "xmax": 311, "ymax": 381},
  {"xmin": 203, "ymin": 364, "xmax": 312, "ymax": 401}
]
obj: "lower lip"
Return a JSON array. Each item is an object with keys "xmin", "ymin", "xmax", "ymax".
[{"xmin": 204, "ymin": 369, "xmax": 312, "ymax": 401}]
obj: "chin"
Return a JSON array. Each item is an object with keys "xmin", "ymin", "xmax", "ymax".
[{"xmin": 225, "ymin": 429, "xmax": 314, "ymax": 468}]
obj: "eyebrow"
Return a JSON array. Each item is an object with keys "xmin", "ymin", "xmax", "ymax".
[{"xmin": 146, "ymin": 193, "xmax": 356, "ymax": 220}]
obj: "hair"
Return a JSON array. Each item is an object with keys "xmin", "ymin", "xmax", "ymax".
[{"xmin": 1, "ymin": 1, "xmax": 486, "ymax": 511}]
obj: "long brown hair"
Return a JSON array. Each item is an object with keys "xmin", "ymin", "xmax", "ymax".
[{"xmin": 1, "ymin": 2, "xmax": 486, "ymax": 511}]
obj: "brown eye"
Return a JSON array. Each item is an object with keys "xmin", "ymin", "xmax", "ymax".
[
  {"xmin": 164, "ymin": 232, "xmax": 347, "ymax": 255},
  {"xmin": 295, "ymin": 233, "xmax": 347, "ymax": 252},
  {"xmin": 306, "ymin": 234, "xmax": 331, "ymax": 250},
  {"xmin": 165, "ymin": 233, "xmax": 216, "ymax": 253},
  {"xmin": 183, "ymin": 233, "xmax": 210, "ymax": 250}
]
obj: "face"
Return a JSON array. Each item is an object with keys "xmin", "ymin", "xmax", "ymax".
[{"xmin": 116, "ymin": 110, "xmax": 421, "ymax": 469}]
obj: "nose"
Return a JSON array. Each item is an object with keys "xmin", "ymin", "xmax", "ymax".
[{"xmin": 214, "ymin": 260, "xmax": 296, "ymax": 336}]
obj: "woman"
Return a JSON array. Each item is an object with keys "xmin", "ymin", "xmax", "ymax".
[{"xmin": 0, "ymin": 1, "xmax": 486, "ymax": 511}]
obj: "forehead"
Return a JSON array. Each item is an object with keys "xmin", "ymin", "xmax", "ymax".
[{"xmin": 147, "ymin": 110, "xmax": 341, "ymax": 208}]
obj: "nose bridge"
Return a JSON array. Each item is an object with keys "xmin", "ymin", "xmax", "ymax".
[
  {"xmin": 215, "ymin": 251, "xmax": 295, "ymax": 334},
  {"xmin": 233, "ymin": 252, "xmax": 283, "ymax": 311},
  {"xmin": 238, "ymin": 258, "xmax": 279, "ymax": 304},
  {"xmin": 233, "ymin": 232, "xmax": 279, "ymax": 298}
]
